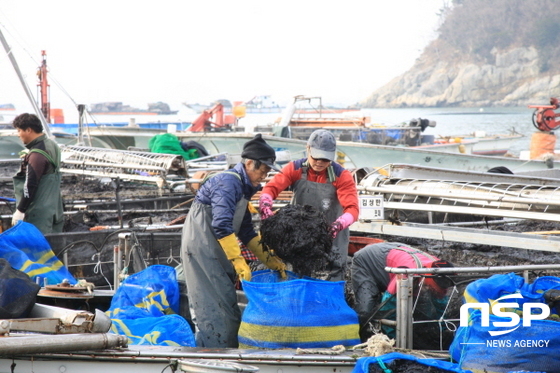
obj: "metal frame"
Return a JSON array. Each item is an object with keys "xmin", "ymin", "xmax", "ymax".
[{"xmin": 391, "ymin": 264, "xmax": 560, "ymax": 349}]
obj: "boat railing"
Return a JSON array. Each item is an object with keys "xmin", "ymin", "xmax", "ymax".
[{"xmin": 387, "ymin": 264, "xmax": 560, "ymax": 349}]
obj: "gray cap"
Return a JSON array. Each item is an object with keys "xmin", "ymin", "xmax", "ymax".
[{"xmin": 307, "ymin": 129, "xmax": 336, "ymax": 161}]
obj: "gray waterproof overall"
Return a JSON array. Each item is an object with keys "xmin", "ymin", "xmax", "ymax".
[
  {"xmin": 292, "ymin": 165, "xmax": 349, "ymax": 281},
  {"xmin": 180, "ymin": 196, "xmax": 247, "ymax": 347}
]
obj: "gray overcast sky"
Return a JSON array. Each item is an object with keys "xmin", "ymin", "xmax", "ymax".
[{"xmin": 0, "ymin": 0, "xmax": 444, "ymax": 123}]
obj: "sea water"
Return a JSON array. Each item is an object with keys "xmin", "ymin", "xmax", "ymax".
[
  {"xmin": 78, "ymin": 105, "xmax": 541, "ymax": 157},
  {"xmin": 361, "ymin": 106, "xmax": 535, "ymax": 157},
  {"xmin": 239, "ymin": 106, "xmax": 539, "ymax": 157}
]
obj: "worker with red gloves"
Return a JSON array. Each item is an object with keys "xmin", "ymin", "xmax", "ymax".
[
  {"xmin": 180, "ymin": 133, "xmax": 287, "ymax": 348},
  {"xmin": 351, "ymin": 242, "xmax": 454, "ymax": 342},
  {"xmin": 259, "ymin": 129, "xmax": 359, "ymax": 281}
]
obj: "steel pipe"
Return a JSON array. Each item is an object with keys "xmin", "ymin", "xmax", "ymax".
[{"xmin": 0, "ymin": 333, "xmax": 127, "ymax": 356}]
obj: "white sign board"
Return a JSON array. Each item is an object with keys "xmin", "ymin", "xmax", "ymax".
[{"xmin": 359, "ymin": 195, "xmax": 384, "ymax": 221}]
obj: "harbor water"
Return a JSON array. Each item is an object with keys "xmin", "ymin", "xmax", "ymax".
[
  {"xmin": 239, "ymin": 106, "xmax": 538, "ymax": 157},
  {"xmin": 57, "ymin": 105, "xmax": 540, "ymax": 158}
]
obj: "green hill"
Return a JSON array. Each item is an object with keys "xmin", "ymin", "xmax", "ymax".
[{"xmin": 362, "ymin": 0, "xmax": 560, "ymax": 108}]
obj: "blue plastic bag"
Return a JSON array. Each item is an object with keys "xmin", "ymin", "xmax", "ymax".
[
  {"xmin": 450, "ymin": 311, "xmax": 560, "ymax": 373},
  {"xmin": 0, "ymin": 222, "xmax": 76, "ymax": 285},
  {"xmin": 451, "ymin": 273, "xmax": 560, "ymax": 373},
  {"xmin": 106, "ymin": 265, "xmax": 195, "ymax": 346}
]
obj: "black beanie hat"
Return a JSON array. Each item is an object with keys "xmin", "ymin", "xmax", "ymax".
[{"xmin": 241, "ymin": 134, "xmax": 281, "ymax": 171}]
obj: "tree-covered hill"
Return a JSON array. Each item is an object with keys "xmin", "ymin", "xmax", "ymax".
[{"xmin": 362, "ymin": 0, "xmax": 560, "ymax": 108}]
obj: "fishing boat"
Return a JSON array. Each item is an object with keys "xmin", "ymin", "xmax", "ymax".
[
  {"xmin": 89, "ymin": 101, "xmax": 179, "ymax": 115},
  {"xmin": 433, "ymin": 130, "xmax": 524, "ymax": 156},
  {"xmin": 184, "ymin": 95, "xmax": 284, "ymax": 114},
  {"xmin": 3, "ymin": 157, "xmax": 560, "ymax": 372},
  {"xmin": 258, "ymin": 95, "xmax": 524, "ymax": 157},
  {"xmin": 0, "ymin": 103, "xmax": 15, "ymax": 111},
  {"xmin": 4, "ymin": 25, "xmax": 559, "ymax": 373}
]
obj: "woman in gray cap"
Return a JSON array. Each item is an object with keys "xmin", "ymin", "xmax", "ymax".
[
  {"xmin": 180, "ymin": 133, "xmax": 286, "ymax": 348},
  {"xmin": 259, "ymin": 129, "xmax": 359, "ymax": 281}
]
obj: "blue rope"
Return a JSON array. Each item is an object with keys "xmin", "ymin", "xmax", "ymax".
[{"xmin": 375, "ymin": 357, "xmax": 392, "ymax": 373}]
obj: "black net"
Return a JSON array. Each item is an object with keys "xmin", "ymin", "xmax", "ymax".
[{"xmin": 0, "ymin": 258, "xmax": 40, "ymax": 318}]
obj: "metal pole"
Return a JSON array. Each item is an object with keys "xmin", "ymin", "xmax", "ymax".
[
  {"xmin": 0, "ymin": 27, "xmax": 52, "ymax": 138},
  {"xmin": 395, "ymin": 274, "xmax": 413, "ymax": 349},
  {"xmin": 386, "ymin": 263, "xmax": 560, "ymax": 275},
  {"xmin": 114, "ymin": 177, "xmax": 123, "ymax": 229},
  {"xmin": 114, "ymin": 237, "xmax": 122, "ymax": 290},
  {"xmin": 0, "ymin": 334, "xmax": 127, "ymax": 356},
  {"xmin": 77, "ymin": 104, "xmax": 86, "ymax": 145}
]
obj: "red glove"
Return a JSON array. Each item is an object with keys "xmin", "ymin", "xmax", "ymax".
[
  {"xmin": 330, "ymin": 213, "xmax": 355, "ymax": 239},
  {"xmin": 259, "ymin": 193, "xmax": 274, "ymax": 220}
]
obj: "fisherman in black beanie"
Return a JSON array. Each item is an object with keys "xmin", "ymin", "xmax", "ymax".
[
  {"xmin": 241, "ymin": 133, "xmax": 281, "ymax": 172},
  {"xmin": 180, "ymin": 133, "xmax": 286, "ymax": 348}
]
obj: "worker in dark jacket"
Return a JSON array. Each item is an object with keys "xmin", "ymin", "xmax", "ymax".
[
  {"xmin": 11, "ymin": 113, "xmax": 64, "ymax": 234},
  {"xmin": 180, "ymin": 133, "xmax": 287, "ymax": 348},
  {"xmin": 351, "ymin": 242, "xmax": 454, "ymax": 341},
  {"xmin": 259, "ymin": 129, "xmax": 359, "ymax": 281}
]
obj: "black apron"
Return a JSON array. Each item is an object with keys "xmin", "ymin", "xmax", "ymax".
[{"xmin": 292, "ymin": 165, "xmax": 349, "ymax": 281}]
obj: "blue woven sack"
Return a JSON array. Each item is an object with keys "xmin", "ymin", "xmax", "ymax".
[
  {"xmin": 450, "ymin": 311, "xmax": 560, "ymax": 373},
  {"xmin": 452, "ymin": 274, "xmax": 560, "ymax": 372},
  {"xmin": 0, "ymin": 222, "xmax": 76, "ymax": 285},
  {"xmin": 106, "ymin": 265, "xmax": 195, "ymax": 346},
  {"xmin": 238, "ymin": 270, "xmax": 360, "ymax": 349}
]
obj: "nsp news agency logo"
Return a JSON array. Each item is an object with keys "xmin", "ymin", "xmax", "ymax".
[{"xmin": 460, "ymin": 294, "xmax": 551, "ymax": 347}]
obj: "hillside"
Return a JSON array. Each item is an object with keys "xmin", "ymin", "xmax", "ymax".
[{"xmin": 362, "ymin": 0, "xmax": 560, "ymax": 108}]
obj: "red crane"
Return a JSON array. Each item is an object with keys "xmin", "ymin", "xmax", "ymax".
[
  {"xmin": 188, "ymin": 103, "xmax": 237, "ymax": 132},
  {"xmin": 37, "ymin": 50, "xmax": 51, "ymax": 123}
]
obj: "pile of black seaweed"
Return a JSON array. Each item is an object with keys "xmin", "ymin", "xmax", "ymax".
[
  {"xmin": 260, "ymin": 204, "xmax": 333, "ymax": 277},
  {"xmin": 368, "ymin": 359, "xmax": 454, "ymax": 373}
]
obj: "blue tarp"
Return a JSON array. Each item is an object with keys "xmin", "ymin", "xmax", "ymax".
[
  {"xmin": 0, "ymin": 222, "xmax": 76, "ymax": 285},
  {"xmin": 450, "ymin": 273, "xmax": 560, "ymax": 373},
  {"xmin": 450, "ymin": 311, "xmax": 560, "ymax": 373},
  {"xmin": 106, "ymin": 265, "xmax": 195, "ymax": 346}
]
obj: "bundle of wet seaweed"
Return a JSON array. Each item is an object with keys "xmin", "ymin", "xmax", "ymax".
[
  {"xmin": 260, "ymin": 204, "xmax": 333, "ymax": 277},
  {"xmin": 368, "ymin": 359, "xmax": 452, "ymax": 373}
]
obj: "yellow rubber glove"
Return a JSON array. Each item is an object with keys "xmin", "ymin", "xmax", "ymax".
[
  {"xmin": 217, "ymin": 233, "xmax": 251, "ymax": 281},
  {"xmin": 247, "ymin": 235, "xmax": 287, "ymax": 279},
  {"xmin": 247, "ymin": 201, "xmax": 259, "ymax": 214}
]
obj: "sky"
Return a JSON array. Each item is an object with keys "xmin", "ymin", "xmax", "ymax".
[{"xmin": 0, "ymin": 0, "xmax": 445, "ymax": 123}]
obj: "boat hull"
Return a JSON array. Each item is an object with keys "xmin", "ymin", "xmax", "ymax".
[
  {"xmin": 471, "ymin": 135, "xmax": 523, "ymax": 155},
  {"xmin": 1, "ymin": 130, "xmax": 554, "ymax": 176},
  {"xmin": 78, "ymin": 130, "xmax": 560, "ymax": 174}
]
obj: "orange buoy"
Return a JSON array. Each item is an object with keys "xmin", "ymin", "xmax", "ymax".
[{"xmin": 529, "ymin": 132, "xmax": 556, "ymax": 159}]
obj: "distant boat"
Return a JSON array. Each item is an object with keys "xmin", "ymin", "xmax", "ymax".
[
  {"xmin": 258, "ymin": 96, "xmax": 523, "ymax": 157},
  {"xmin": 184, "ymin": 95, "xmax": 285, "ymax": 115},
  {"xmin": 0, "ymin": 103, "xmax": 15, "ymax": 111},
  {"xmin": 89, "ymin": 102, "xmax": 178, "ymax": 115},
  {"xmin": 183, "ymin": 99, "xmax": 233, "ymax": 114},
  {"xmin": 242, "ymin": 95, "xmax": 284, "ymax": 113}
]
